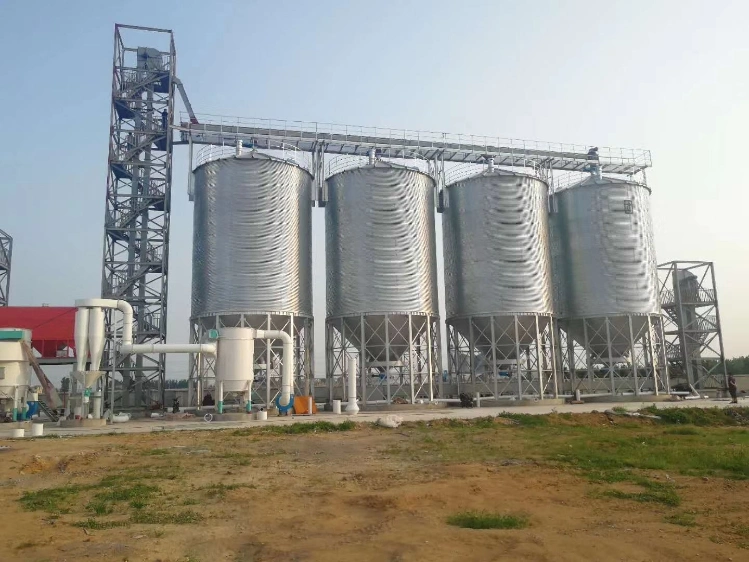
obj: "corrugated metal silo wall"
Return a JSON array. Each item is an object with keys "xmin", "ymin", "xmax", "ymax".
[
  {"xmin": 325, "ymin": 164, "xmax": 438, "ymax": 317},
  {"xmin": 443, "ymin": 171, "xmax": 554, "ymax": 318},
  {"xmin": 191, "ymin": 155, "xmax": 313, "ymax": 319}
]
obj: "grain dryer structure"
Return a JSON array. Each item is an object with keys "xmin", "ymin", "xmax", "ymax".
[
  {"xmin": 325, "ymin": 156, "xmax": 441, "ymax": 405},
  {"xmin": 551, "ymin": 175, "xmax": 668, "ymax": 396},
  {"xmin": 189, "ymin": 146, "xmax": 314, "ymax": 407},
  {"xmin": 442, "ymin": 165, "xmax": 558, "ymax": 399}
]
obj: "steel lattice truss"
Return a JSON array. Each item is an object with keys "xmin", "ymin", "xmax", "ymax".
[
  {"xmin": 0, "ymin": 229, "xmax": 11, "ymax": 307},
  {"xmin": 557, "ymin": 314, "xmax": 669, "ymax": 396},
  {"xmin": 101, "ymin": 25, "xmax": 175, "ymax": 408},
  {"xmin": 658, "ymin": 261, "xmax": 727, "ymax": 390},
  {"xmin": 447, "ymin": 314, "xmax": 558, "ymax": 400},
  {"xmin": 190, "ymin": 314, "xmax": 313, "ymax": 408},
  {"xmin": 326, "ymin": 313, "xmax": 440, "ymax": 406}
]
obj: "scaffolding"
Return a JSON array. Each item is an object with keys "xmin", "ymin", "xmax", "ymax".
[
  {"xmin": 659, "ymin": 261, "xmax": 727, "ymax": 390},
  {"xmin": 0, "ymin": 229, "xmax": 11, "ymax": 307},
  {"xmin": 100, "ymin": 25, "xmax": 175, "ymax": 409}
]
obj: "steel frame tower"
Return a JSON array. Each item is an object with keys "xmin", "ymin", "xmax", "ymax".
[
  {"xmin": 0, "ymin": 229, "xmax": 11, "ymax": 307},
  {"xmin": 101, "ymin": 25, "xmax": 175, "ymax": 408},
  {"xmin": 658, "ymin": 261, "xmax": 727, "ymax": 390}
]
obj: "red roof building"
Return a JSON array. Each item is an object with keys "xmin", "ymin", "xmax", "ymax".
[{"xmin": 0, "ymin": 307, "xmax": 77, "ymax": 359}]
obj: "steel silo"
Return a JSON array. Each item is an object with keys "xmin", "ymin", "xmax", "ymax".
[
  {"xmin": 190, "ymin": 150, "xmax": 314, "ymax": 405},
  {"xmin": 551, "ymin": 175, "xmax": 667, "ymax": 395},
  {"xmin": 325, "ymin": 160, "xmax": 440, "ymax": 405},
  {"xmin": 443, "ymin": 169, "xmax": 557, "ymax": 399}
]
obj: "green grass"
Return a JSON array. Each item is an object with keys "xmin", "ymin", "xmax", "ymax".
[
  {"xmin": 130, "ymin": 509, "xmax": 203, "ymax": 525},
  {"xmin": 664, "ymin": 512, "xmax": 697, "ymax": 527},
  {"xmin": 265, "ymin": 420, "xmax": 357, "ymax": 434},
  {"xmin": 496, "ymin": 413, "xmax": 549, "ymax": 427},
  {"xmin": 94, "ymin": 483, "xmax": 159, "ymax": 503},
  {"xmin": 19, "ymin": 485, "xmax": 89, "ymax": 514},
  {"xmin": 642, "ymin": 406, "xmax": 749, "ymax": 426},
  {"xmin": 86, "ymin": 500, "xmax": 114, "ymax": 516},
  {"xmin": 72, "ymin": 518, "xmax": 128, "ymax": 530},
  {"xmin": 602, "ymin": 486, "xmax": 680, "ymax": 507},
  {"xmin": 201, "ymin": 483, "xmax": 251, "ymax": 499},
  {"xmin": 447, "ymin": 511, "xmax": 529, "ymax": 530}
]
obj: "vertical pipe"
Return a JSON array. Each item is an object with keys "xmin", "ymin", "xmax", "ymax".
[
  {"xmin": 583, "ymin": 320, "xmax": 593, "ymax": 392},
  {"xmin": 109, "ymin": 330, "xmax": 116, "ymax": 420},
  {"xmin": 628, "ymin": 315, "xmax": 639, "ymax": 395},
  {"xmin": 468, "ymin": 317, "xmax": 476, "ymax": 397},
  {"xmin": 535, "ymin": 315, "xmax": 544, "ymax": 400},
  {"xmin": 265, "ymin": 313, "xmax": 271, "ymax": 408},
  {"xmin": 360, "ymin": 315, "xmax": 366, "ymax": 408},
  {"xmin": 606, "ymin": 318, "xmax": 615, "ymax": 395},
  {"xmin": 385, "ymin": 314, "xmax": 391, "ymax": 404},
  {"xmin": 426, "ymin": 317, "xmax": 434, "ymax": 402},
  {"xmin": 514, "ymin": 316, "xmax": 522, "ymax": 399},
  {"xmin": 408, "ymin": 314, "xmax": 415, "ymax": 404},
  {"xmin": 217, "ymin": 379, "xmax": 224, "ymax": 414},
  {"xmin": 346, "ymin": 355, "xmax": 359, "ymax": 414},
  {"xmin": 490, "ymin": 316, "xmax": 498, "ymax": 399}
]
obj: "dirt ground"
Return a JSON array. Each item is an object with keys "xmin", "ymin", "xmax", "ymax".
[{"xmin": 0, "ymin": 413, "xmax": 747, "ymax": 562}]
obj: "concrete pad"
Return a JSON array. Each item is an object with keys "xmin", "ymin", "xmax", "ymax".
[
  {"xmin": 59, "ymin": 419, "xmax": 108, "ymax": 429},
  {"xmin": 0, "ymin": 398, "xmax": 741, "ymax": 439}
]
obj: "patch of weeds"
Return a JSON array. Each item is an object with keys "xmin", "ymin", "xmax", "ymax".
[
  {"xmin": 447, "ymin": 511, "xmax": 529, "ymax": 530},
  {"xmin": 130, "ymin": 510, "xmax": 202, "ymax": 525},
  {"xmin": 663, "ymin": 427, "xmax": 701, "ymax": 436},
  {"xmin": 72, "ymin": 518, "xmax": 128, "ymax": 530},
  {"xmin": 86, "ymin": 500, "xmax": 114, "ymax": 516},
  {"xmin": 19, "ymin": 485, "xmax": 89, "ymax": 514},
  {"xmin": 145, "ymin": 448, "xmax": 169, "ymax": 455},
  {"xmin": 664, "ymin": 512, "xmax": 697, "ymax": 527},
  {"xmin": 15, "ymin": 541, "xmax": 37, "ymax": 550},
  {"xmin": 95, "ymin": 483, "xmax": 159, "ymax": 503},
  {"xmin": 129, "ymin": 499, "xmax": 147, "ymax": 509},
  {"xmin": 263, "ymin": 420, "xmax": 357, "ymax": 434},
  {"xmin": 612, "ymin": 406, "xmax": 629, "ymax": 414},
  {"xmin": 202, "ymin": 483, "xmax": 249, "ymax": 499},
  {"xmin": 497, "ymin": 413, "xmax": 549, "ymax": 428},
  {"xmin": 643, "ymin": 406, "xmax": 749, "ymax": 426},
  {"xmin": 182, "ymin": 498, "xmax": 198, "ymax": 506},
  {"xmin": 602, "ymin": 482, "xmax": 680, "ymax": 507}
]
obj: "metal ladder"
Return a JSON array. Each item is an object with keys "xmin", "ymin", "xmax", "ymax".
[{"xmin": 37, "ymin": 399, "xmax": 59, "ymax": 422}]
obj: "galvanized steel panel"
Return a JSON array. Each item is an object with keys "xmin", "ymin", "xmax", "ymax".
[
  {"xmin": 551, "ymin": 177, "xmax": 659, "ymax": 319},
  {"xmin": 443, "ymin": 171, "xmax": 554, "ymax": 319},
  {"xmin": 191, "ymin": 154, "xmax": 313, "ymax": 318},
  {"xmin": 326, "ymin": 164, "xmax": 438, "ymax": 317}
]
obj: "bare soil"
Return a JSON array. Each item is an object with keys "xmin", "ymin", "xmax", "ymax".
[{"xmin": 0, "ymin": 414, "xmax": 747, "ymax": 562}]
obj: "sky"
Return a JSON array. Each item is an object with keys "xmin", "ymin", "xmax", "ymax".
[{"xmin": 0, "ymin": 0, "xmax": 747, "ymax": 384}]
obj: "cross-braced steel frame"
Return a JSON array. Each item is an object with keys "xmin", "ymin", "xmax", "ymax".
[
  {"xmin": 189, "ymin": 313, "xmax": 313, "ymax": 408},
  {"xmin": 326, "ymin": 313, "xmax": 440, "ymax": 406},
  {"xmin": 0, "ymin": 229, "xmax": 11, "ymax": 307},
  {"xmin": 658, "ymin": 261, "xmax": 727, "ymax": 390},
  {"xmin": 447, "ymin": 314, "xmax": 558, "ymax": 400},
  {"xmin": 101, "ymin": 25, "xmax": 175, "ymax": 409},
  {"xmin": 557, "ymin": 314, "xmax": 669, "ymax": 396}
]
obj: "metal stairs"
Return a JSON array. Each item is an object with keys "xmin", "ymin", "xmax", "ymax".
[{"xmin": 37, "ymin": 399, "xmax": 59, "ymax": 422}]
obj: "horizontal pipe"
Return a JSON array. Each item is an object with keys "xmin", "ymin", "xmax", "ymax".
[{"xmin": 121, "ymin": 343, "xmax": 217, "ymax": 355}]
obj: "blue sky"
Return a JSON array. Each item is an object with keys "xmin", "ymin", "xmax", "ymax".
[{"xmin": 1, "ymin": 0, "xmax": 747, "ymax": 381}]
